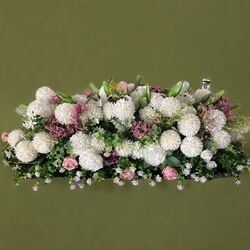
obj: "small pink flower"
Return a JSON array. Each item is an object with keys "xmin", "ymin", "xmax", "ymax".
[
  {"xmin": 84, "ymin": 88, "xmax": 95, "ymax": 98},
  {"xmin": 51, "ymin": 94, "xmax": 61, "ymax": 104},
  {"xmin": 121, "ymin": 168, "xmax": 135, "ymax": 181},
  {"xmin": 63, "ymin": 156, "xmax": 78, "ymax": 171},
  {"xmin": 162, "ymin": 166, "xmax": 178, "ymax": 180},
  {"xmin": 151, "ymin": 86, "xmax": 161, "ymax": 93},
  {"xmin": 1, "ymin": 132, "xmax": 9, "ymax": 142},
  {"xmin": 153, "ymin": 118, "xmax": 161, "ymax": 125},
  {"xmin": 117, "ymin": 81, "xmax": 128, "ymax": 93}
]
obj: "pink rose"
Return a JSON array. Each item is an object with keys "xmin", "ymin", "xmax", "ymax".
[
  {"xmin": 117, "ymin": 81, "xmax": 128, "ymax": 93},
  {"xmin": 162, "ymin": 166, "xmax": 178, "ymax": 180},
  {"xmin": 121, "ymin": 168, "xmax": 135, "ymax": 181},
  {"xmin": 63, "ymin": 156, "xmax": 78, "ymax": 171},
  {"xmin": 1, "ymin": 132, "xmax": 9, "ymax": 142}
]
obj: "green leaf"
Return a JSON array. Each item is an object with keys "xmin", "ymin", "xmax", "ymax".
[
  {"xmin": 216, "ymin": 90, "xmax": 225, "ymax": 99},
  {"xmin": 58, "ymin": 92, "xmax": 75, "ymax": 104},
  {"xmin": 138, "ymin": 96, "xmax": 147, "ymax": 108},
  {"xmin": 145, "ymin": 84, "xmax": 151, "ymax": 102},
  {"xmin": 168, "ymin": 81, "xmax": 183, "ymax": 97},
  {"xmin": 89, "ymin": 83, "xmax": 99, "ymax": 94},
  {"xmin": 165, "ymin": 156, "xmax": 181, "ymax": 167},
  {"xmin": 102, "ymin": 81, "xmax": 110, "ymax": 96},
  {"xmin": 201, "ymin": 93, "xmax": 212, "ymax": 103}
]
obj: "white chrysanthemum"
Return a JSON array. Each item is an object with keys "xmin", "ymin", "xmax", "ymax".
[
  {"xmin": 15, "ymin": 140, "xmax": 38, "ymax": 163},
  {"xmin": 103, "ymin": 102, "xmax": 115, "ymax": 120},
  {"xmin": 69, "ymin": 132, "xmax": 92, "ymax": 155},
  {"xmin": 206, "ymin": 161, "xmax": 217, "ymax": 170},
  {"xmin": 194, "ymin": 88, "xmax": 211, "ymax": 103},
  {"xmin": 212, "ymin": 129, "xmax": 231, "ymax": 149},
  {"xmin": 7, "ymin": 129, "xmax": 25, "ymax": 148},
  {"xmin": 87, "ymin": 103, "xmax": 103, "ymax": 124},
  {"xmin": 158, "ymin": 97, "xmax": 181, "ymax": 117},
  {"xmin": 131, "ymin": 141, "xmax": 144, "ymax": 159},
  {"xmin": 143, "ymin": 145, "xmax": 166, "ymax": 166},
  {"xmin": 180, "ymin": 105, "xmax": 197, "ymax": 115},
  {"xmin": 114, "ymin": 98, "xmax": 135, "ymax": 121},
  {"xmin": 27, "ymin": 100, "xmax": 55, "ymax": 118},
  {"xmin": 130, "ymin": 86, "xmax": 146, "ymax": 105},
  {"xmin": 79, "ymin": 151, "xmax": 103, "ymax": 172},
  {"xmin": 200, "ymin": 150, "xmax": 213, "ymax": 162},
  {"xmin": 32, "ymin": 132, "xmax": 54, "ymax": 154},
  {"xmin": 72, "ymin": 94, "xmax": 88, "ymax": 103},
  {"xmin": 36, "ymin": 86, "xmax": 56, "ymax": 101},
  {"xmin": 150, "ymin": 93, "xmax": 164, "ymax": 110},
  {"xmin": 139, "ymin": 106, "xmax": 159, "ymax": 124},
  {"xmin": 160, "ymin": 130, "xmax": 181, "ymax": 151},
  {"xmin": 90, "ymin": 135, "xmax": 105, "ymax": 154},
  {"xmin": 180, "ymin": 136, "xmax": 203, "ymax": 157},
  {"xmin": 115, "ymin": 140, "xmax": 134, "ymax": 157},
  {"xmin": 55, "ymin": 103, "xmax": 73, "ymax": 125},
  {"xmin": 177, "ymin": 113, "xmax": 201, "ymax": 136},
  {"xmin": 205, "ymin": 109, "xmax": 226, "ymax": 133}
]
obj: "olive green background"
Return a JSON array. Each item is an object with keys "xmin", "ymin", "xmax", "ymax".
[{"xmin": 0, "ymin": 0, "xmax": 250, "ymax": 249}]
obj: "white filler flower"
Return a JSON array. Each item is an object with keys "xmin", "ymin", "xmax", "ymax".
[
  {"xmin": 194, "ymin": 88, "xmax": 211, "ymax": 103},
  {"xmin": 55, "ymin": 103, "xmax": 73, "ymax": 125},
  {"xmin": 205, "ymin": 109, "xmax": 226, "ymax": 133},
  {"xmin": 143, "ymin": 145, "xmax": 166, "ymax": 166},
  {"xmin": 180, "ymin": 136, "xmax": 203, "ymax": 157},
  {"xmin": 27, "ymin": 100, "xmax": 55, "ymax": 118},
  {"xmin": 206, "ymin": 161, "xmax": 217, "ymax": 170},
  {"xmin": 69, "ymin": 132, "xmax": 92, "ymax": 155},
  {"xmin": 200, "ymin": 150, "xmax": 213, "ymax": 162},
  {"xmin": 160, "ymin": 130, "xmax": 181, "ymax": 151},
  {"xmin": 15, "ymin": 140, "xmax": 38, "ymax": 163},
  {"xmin": 36, "ymin": 86, "xmax": 56, "ymax": 102},
  {"xmin": 177, "ymin": 113, "xmax": 201, "ymax": 136},
  {"xmin": 79, "ymin": 151, "xmax": 103, "ymax": 172},
  {"xmin": 212, "ymin": 129, "xmax": 231, "ymax": 149},
  {"xmin": 32, "ymin": 132, "xmax": 54, "ymax": 154},
  {"xmin": 7, "ymin": 129, "xmax": 25, "ymax": 148}
]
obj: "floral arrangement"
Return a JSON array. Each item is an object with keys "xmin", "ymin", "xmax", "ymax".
[{"xmin": 1, "ymin": 77, "xmax": 250, "ymax": 191}]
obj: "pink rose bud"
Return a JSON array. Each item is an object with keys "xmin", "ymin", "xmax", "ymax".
[
  {"xmin": 63, "ymin": 156, "xmax": 78, "ymax": 171},
  {"xmin": 1, "ymin": 132, "xmax": 9, "ymax": 142},
  {"xmin": 117, "ymin": 81, "xmax": 128, "ymax": 93},
  {"xmin": 162, "ymin": 166, "xmax": 178, "ymax": 180},
  {"xmin": 121, "ymin": 168, "xmax": 135, "ymax": 181}
]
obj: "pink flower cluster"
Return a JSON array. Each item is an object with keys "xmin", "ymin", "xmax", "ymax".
[
  {"xmin": 219, "ymin": 97, "xmax": 233, "ymax": 120},
  {"xmin": 84, "ymin": 88, "xmax": 95, "ymax": 99},
  {"xmin": 151, "ymin": 86, "xmax": 162, "ymax": 93},
  {"xmin": 106, "ymin": 150, "xmax": 119, "ymax": 165},
  {"xmin": 71, "ymin": 102, "xmax": 88, "ymax": 129},
  {"xmin": 121, "ymin": 168, "xmax": 135, "ymax": 181},
  {"xmin": 132, "ymin": 121, "xmax": 151, "ymax": 139},
  {"xmin": 51, "ymin": 94, "xmax": 62, "ymax": 104},
  {"xmin": 45, "ymin": 115, "xmax": 73, "ymax": 139}
]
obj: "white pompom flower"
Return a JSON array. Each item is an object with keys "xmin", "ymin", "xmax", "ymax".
[
  {"xmin": 194, "ymin": 88, "xmax": 211, "ymax": 103},
  {"xmin": 206, "ymin": 161, "xmax": 217, "ymax": 170},
  {"xmin": 160, "ymin": 130, "xmax": 181, "ymax": 151},
  {"xmin": 158, "ymin": 97, "xmax": 181, "ymax": 117},
  {"xmin": 27, "ymin": 100, "xmax": 55, "ymax": 118},
  {"xmin": 180, "ymin": 136, "xmax": 203, "ymax": 157},
  {"xmin": 36, "ymin": 86, "xmax": 56, "ymax": 102},
  {"xmin": 55, "ymin": 103, "xmax": 73, "ymax": 125},
  {"xmin": 205, "ymin": 109, "xmax": 226, "ymax": 133},
  {"xmin": 115, "ymin": 140, "xmax": 134, "ymax": 157},
  {"xmin": 200, "ymin": 150, "xmax": 213, "ymax": 162},
  {"xmin": 7, "ymin": 129, "xmax": 25, "ymax": 148},
  {"xmin": 15, "ymin": 140, "xmax": 38, "ymax": 163},
  {"xmin": 212, "ymin": 129, "xmax": 231, "ymax": 149},
  {"xmin": 139, "ymin": 106, "xmax": 159, "ymax": 124},
  {"xmin": 79, "ymin": 151, "xmax": 103, "ymax": 172},
  {"xmin": 177, "ymin": 113, "xmax": 201, "ymax": 137},
  {"xmin": 32, "ymin": 132, "xmax": 54, "ymax": 154},
  {"xmin": 143, "ymin": 145, "xmax": 166, "ymax": 166},
  {"xmin": 69, "ymin": 132, "xmax": 92, "ymax": 155}
]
